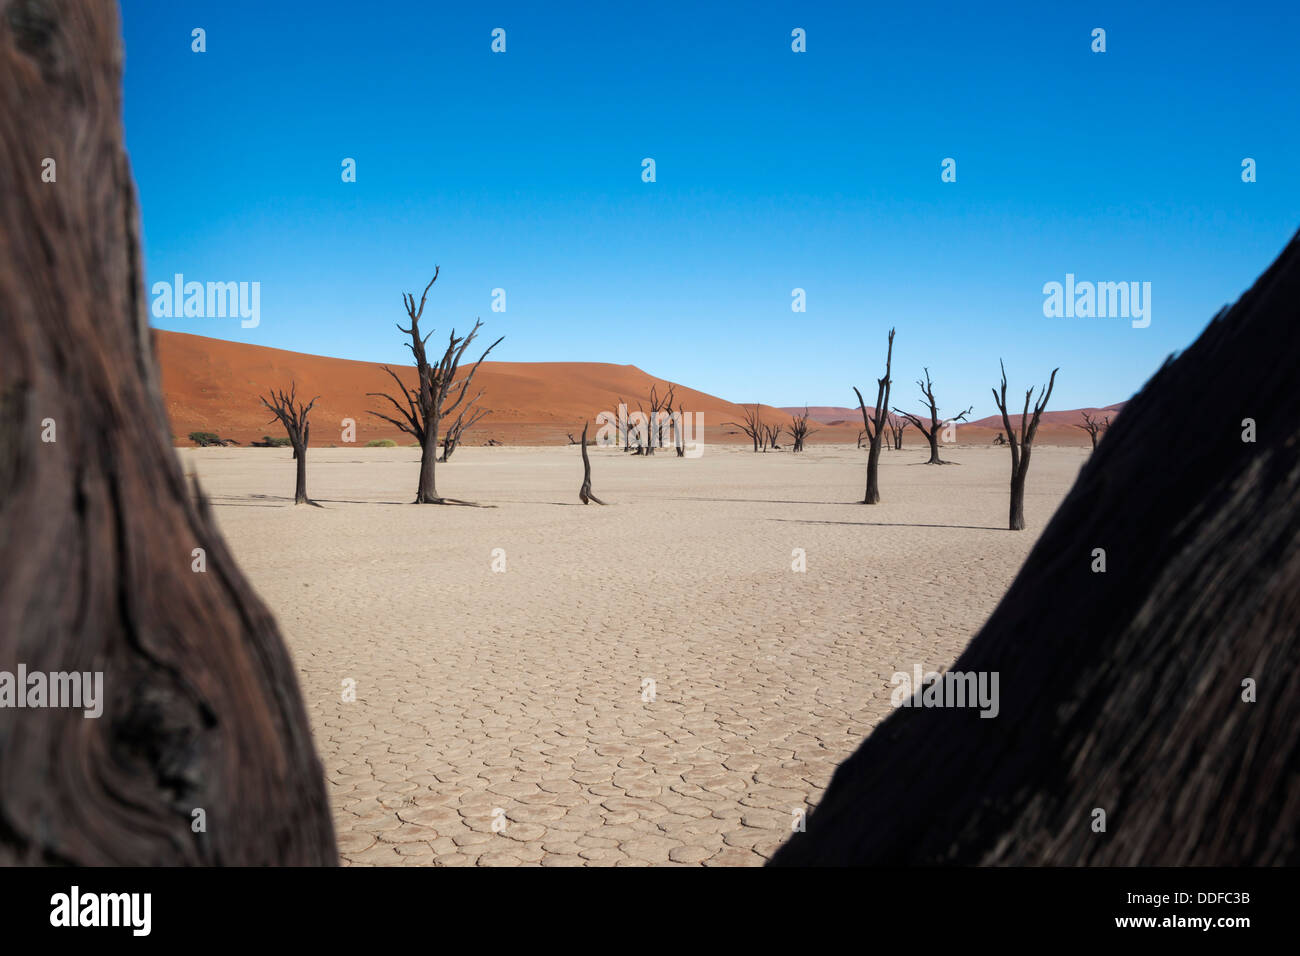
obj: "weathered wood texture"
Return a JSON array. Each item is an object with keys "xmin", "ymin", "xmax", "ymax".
[
  {"xmin": 0, "ymin": 0, "xmax": 336, "ymax": 864},
  {"xmin": 773, "ymin": 230, "xmax": 1300, "ymax": 865}
]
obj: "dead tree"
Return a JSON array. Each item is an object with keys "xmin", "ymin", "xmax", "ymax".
[
  {"xmin": 646, "ymin": 383, "xmax": 675, "ymax": 453},
  {"xmin": 367, "ymin": 273, "xmax": 502, "ymax": 504},
  {"xmin": 892, "ymin": 413, "xmax": 910, "ymax": 450},
  {"xmin": 992, "ymin": 360, "xmax": 1058, "ymax": 531},
  {"xmin": 856, "ymin": 428, "xmax": 866, "ymax": 449},
  {"xmin": 1075, "ymin": 411, "xmax": 1109, "ymax": 450},
  {"xmin": 631, "ymin": 400, "xmax": 649, "ymax": 455},
  {"xmin": 895, "ymin": 368, "xmax": 971, "ymax": 464},
  {"xmin": 787, "ymin": 408, "xmax": 817, "ymax": 452},
  {"xmin": 578, "ymin": 423, "xmax": 607, "ymax": 505},
  {"xmin": 772, "ymin": 231, "xmax": 1300, "ymax": 866},
  {"xmin": 439, "ymin": 393, "xmax": 489, "ymax": 462},
  {"xmin": 674, "ymin": 403, "xmax": 687, "ymax": 457},
  {"xmin": 615, "ymin": 396, "xmax": 633, "ymax": 451},
  {"xmin": 852, "ymin": 327, "xmax": 895, "ymax": 504},
  {"xmin": 0, "ymin": 0, "xmax": 335, "ymax": 865},
  {"xmin": 725, "ymin": 405, "xmax": 763, "ymax": 452},
  {"xmin": 260, "ymin": 383, "xmax": 319, "ymax": 505},
  {"xmin": 763, "ymin": 422, "xmax": 783, "ymax": 451}
]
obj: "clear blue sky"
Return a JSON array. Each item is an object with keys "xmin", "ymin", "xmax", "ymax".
[{"xmin": 121, "ymin": 0, "xmax": 1299, "ymax": 416}]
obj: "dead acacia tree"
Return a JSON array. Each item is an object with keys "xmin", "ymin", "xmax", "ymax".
[
  {"xmin": 675, "ymin": 403, "xmax": 687, "ymax": 457},
  {"xmin": 725, "ymin": 404, "xmax": 764, "ymax": 452},
  {"xmin": 895, "ymin": 368, "xmax": 971, "ymax": 464},
  {"xmin": 992, "ymin": 360, "xmax": 1059, "ymax": 531},
  {"xmin": 772, "ymin": 231, "xmax": 1300, "ymax": 866},
  {"xmin": 367, "ymin": 271, "xmax": 502, "ymax": 504},
  {"xmin": 1075, "ymin": 411, "xmax": 1109, "ymax": 450},
  {"xmin": 787, "ymin": 407, "xmax": 817, "ymax": 452},
  {"xmin": 631, "ymin": 399, "xmax": 650, "ymax": 455},
  {"xmin": 615, "ymin": 396, "xmax": 633, "ymax": 451},
  {"xmin": 438, "ymin": 392, "xmax": 489, "ymax": 462},
  {"xmin": 0, "ymin": 0, "xmax": 335, "ymax": 864},
  {"xmin": 763, "ymin": 422, "xmax": 783, "ymax": 451},
  {"xmin": 260, "ymin": 382, "xmax": 319, "ymax": 505},
  {"xmin": 578, "ymin": 423, "xmax": 607, "ymax": 505},
  {"xmin": 645, "ymin": 383, "xmax": 675, "ymax": 454},
  {"xmin": 852, "ymin": 327, "xmax": 895, "ymax": 504},
  {"xmin": 892, "ymin": 413, "xmax": 910, "ymax": 450}
]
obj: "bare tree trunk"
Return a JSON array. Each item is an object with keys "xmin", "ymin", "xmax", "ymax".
[
  {"xmin": 865, "ymin": 439, "xmax": 883, "ymax": 502},
  {"xmin": 853, "ymin": 328, "xmax": 895, "ymax": 504},
  {"xmin": 578, "ymin": 423, "xmax": 606, "ymax": 505},
  {"xmin": 418, "ymin": 422, "xmax": 438, "ymax": 502},
  {"xmin": 0, "ymin": 0, "xmax": 336, "ymax": 864},
  {"xmin": 294, "ymin": 443, "xmax": 308, "ymax": 504},
  {"xmin": 924, "ymin": 429, "xmax": 942, "ymax": 464},
  {"xmin": 1008, "ymin": 467, "xmax": 1027, "ymax": 531}
]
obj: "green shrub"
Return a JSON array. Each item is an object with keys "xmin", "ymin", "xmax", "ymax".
[
  {"xmin": 365, "ymin": 439, "xmax": 397, "ymax": 447},
  {"xmin": 189, "ymin": 431, "xmax": 222, "ymax": 447}
]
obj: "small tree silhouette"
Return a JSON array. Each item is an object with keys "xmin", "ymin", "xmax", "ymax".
[
  {"xmin": 991, "ymin": 360, "xmax": 1058, "ymax": 530},
  {"xmin": 260, "ymin": 382, "xmax": 319, "ymax": 506}
]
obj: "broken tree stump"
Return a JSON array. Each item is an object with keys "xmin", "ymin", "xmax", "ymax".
[{"xmin": 578, "ymin": 423, "xmax": 606, "ymax": 505}]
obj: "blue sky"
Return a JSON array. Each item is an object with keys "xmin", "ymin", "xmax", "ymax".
[{"xmin": 121, "ymin": 0, "xmax": 1299, "ymax": 416}]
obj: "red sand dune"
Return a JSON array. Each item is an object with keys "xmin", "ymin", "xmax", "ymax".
[
  {"xmin": 156, "ymin": 330, "xmax": 799, "ymax": 447},
  {"xmin": 157, "ymin": 330, "xmax": 1114, "ymax": 448}
]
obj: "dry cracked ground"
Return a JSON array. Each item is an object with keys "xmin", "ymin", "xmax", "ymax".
[{"xmin": 183, "ymin": 441, "xmax": 1086, "ymax": 865}]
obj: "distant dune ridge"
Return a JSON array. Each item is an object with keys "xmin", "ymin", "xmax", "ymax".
[
  {"xmin": 156, "ymin": 330, "xmax": 800, "ymax": 447},
  {"xmin": 158, "ymin": 330, "xmax": 1108, "ymax": 447}
]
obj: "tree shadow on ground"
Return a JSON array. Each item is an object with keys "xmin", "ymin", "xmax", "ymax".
[{"xmin": 767, "ymin": 517, "xmax": 1005, "ymax": 531}]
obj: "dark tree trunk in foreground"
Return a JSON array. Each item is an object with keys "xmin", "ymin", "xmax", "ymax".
[
  {"xmin": 0, "ymin": 0, "xmax": 336, "ymax": 864},
  {"xmin": 853, "ymin": 327, "xmax": 894, "ymax": 504},
  {"xmin": 992, "ymin": 361, "xmax": 1058, "ymax": 531},
  {"xmin": 578, "ymin": 423, "xmax": 606, "ymax": 505},
  {"xmin": 771, "ymin": 230, "xmax": 1300, "ymax": 866},
  {"xmin": 261, "ymin": 382, "xmax": 319, "ymax": 505}
]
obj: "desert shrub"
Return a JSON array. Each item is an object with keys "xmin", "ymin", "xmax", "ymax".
[
  {"xmin": 263, "ymin": 435, "xmax": 291, "ymax": 447},
  {"xmin": 365, "ymin": 439, "xmax": 397, "ymax": 447},
  {"xmin": 189, "ymin": 431, "xmax": 222, "ymax": 446}
]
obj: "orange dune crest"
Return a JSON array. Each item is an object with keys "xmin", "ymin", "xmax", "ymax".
[{"xmin": 155, "ymin": 330, "xmax": 801, "ymax": 447}]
